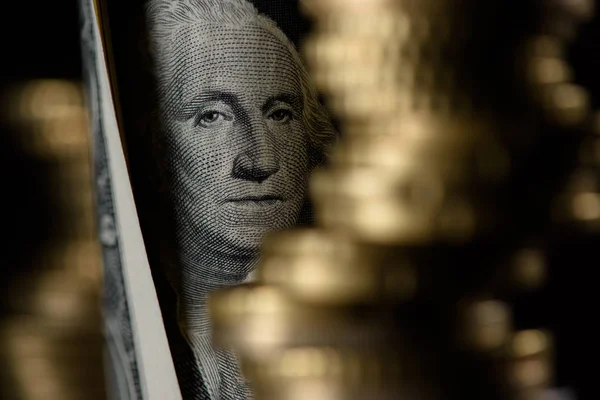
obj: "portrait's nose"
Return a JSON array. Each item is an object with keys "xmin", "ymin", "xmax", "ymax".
[{"xmin": 232, "ymin": 119, "xmax": 280, "ymax": 183}]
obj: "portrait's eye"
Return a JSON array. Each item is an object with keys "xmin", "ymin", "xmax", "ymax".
[
  {"xmin": 269, "ymin": 108, "xmax": 293, "ymax": 123},
  {"xmin": 195, "ymin": 110, "xmax": 229, "ymax": 127},
  {"xmin": 201, "ymin": 112, "xmax": 220, "ymax": 123}
]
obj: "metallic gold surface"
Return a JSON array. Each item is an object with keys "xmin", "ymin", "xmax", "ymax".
[
  {"xmin": 505, "ymin": 331, "xmax": 554, "ymax": 396},
  {"xmin": 510, "ymin": 247, "xmax": 548, "ymax": 291},
  {"xmin": 459, "ymin": 299, "xmax": 513, "ymax": 353},
  {"xmin": 0, "ymin": 80, "xmax": 105, "ymax": 400},
  {"xmin": 259, "ymin": 229, "xmax": 416, "ymax": 305},
  {"xmin": 209, "ymin": 0, "xmax": 596, "ymax": 399},
  {"xmin": 249, "ymin": 347, "xmax": 408, "ymax": 400},
  {"xmin": 210, "ymin": 284, "xmax": 396, "ymax": 363}
]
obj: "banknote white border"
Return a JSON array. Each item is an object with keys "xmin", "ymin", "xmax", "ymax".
[{"xmin": 90, "ymin": 1, "xmax": 182, "ymax": 398}]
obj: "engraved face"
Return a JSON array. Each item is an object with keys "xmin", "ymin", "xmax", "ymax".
[{"xmin": 161, "ymin": 24, "xmax": 310, "ymax": 256}]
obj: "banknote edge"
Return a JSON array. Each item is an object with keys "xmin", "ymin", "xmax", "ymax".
[{"xmin": 88, "ymin": 0, "xmax": 183, "ymax": 398}]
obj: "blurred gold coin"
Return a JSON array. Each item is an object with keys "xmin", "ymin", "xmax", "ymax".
[
  {"xmin": 344, "ymin": 128, "xmax": 508, "ymax": 187},
  {"xmin": 458, "ymin": 299, "xmax": 513, "ymax": 352},
  {"xmin": 259, "ymin": 229, "xmax": 417, "ymax": 305},
  {"xmin": 254, "ymin": 382, "xmax": 407, "ymax": 400},
  {"xmin": 209, "ymin": 284, "xmax": 395, "ymax": 361},
  {"xmin": 330, "ymin": 134, "xmax": 474, "ymax": 181},
  {"xmin": 310, "ymin": 166, "xmax": 482, "ymax": 244},
  {"xmin": 524, "ymin": 35, "xmax": 565, "ymax": 59},
  {"xmin": 250, "ymin": 347, "xmax": 401, "ymax": 382},
  {"xmin": 552, "ymin": 170, "xmax": 600, "ymax": 230},
  {"xmin": 508, "ymin": 330, "xmax": 552, "ymax": 359},
  {"xmin": 538, "ymin": 83, "xmax": 590, "ymax": 126},
  {"xmin": 507, "ymin": 355, "xmax": 553, "ymax": 390},
  {"xmin": 301, "ymin": 0, "xmax": 402, "ymax": 16},
  {"xmin": 511, "ymin": 247, "xmax": 547, "ymax": 290},
  {"xmin": 502, "ymin": 330, "xmax": 554, "ymax": 391},
  {"xmin": 249, "ymin": 346, "xmax": 427, "ymax": 400}
]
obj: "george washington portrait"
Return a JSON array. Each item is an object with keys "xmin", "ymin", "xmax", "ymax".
[{"xmin": 143, "ymin": 0, "xmax": 336, "ymax": 398}]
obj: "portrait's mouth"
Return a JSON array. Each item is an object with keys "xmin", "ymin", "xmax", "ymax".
[{"xmin": 227, "ymin": 195, "xmax": 284, "ymax": 207}]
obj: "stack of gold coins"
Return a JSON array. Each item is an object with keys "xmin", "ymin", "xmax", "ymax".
[
  {"xmin": 210, "ymin": 1, "xmax": 595, "ymax": 399},
  {"xmin": 0, "ymin": 80, "xmax": 105, "ymax": 400}
]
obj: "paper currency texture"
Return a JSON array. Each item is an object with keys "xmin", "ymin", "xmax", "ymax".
[
  {"xmin": 80, "ymin": 0, "xmax": 183, "ymax": 399},
  {"xmin": 81, "ymin": 0, "xmax": 336, "ymax": 399}
]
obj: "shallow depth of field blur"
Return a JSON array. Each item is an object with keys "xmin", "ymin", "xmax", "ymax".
[
  {"xmin": 0, "ymin": 1, "xmax": 105, "ymax": 399},
  {"xmin": 1, "ymin": 1, "xmax": 600, "ymax": 399}
]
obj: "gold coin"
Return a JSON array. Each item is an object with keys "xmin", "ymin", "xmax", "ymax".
[
  {"xmin": 538, "ymin": 83, "xmax": 590, "ymax": 126},
  {"xmin": 508, "ymin": 330, "xmax": 552, "ymax": 359},
  {"xmin": 314, "ymin": 9, "xmax": 410, "ymax": 39},
  {"xmin": 330, "ymin": 135, "xmax": 474, "ymax": 179},
  {"xmin": 301, "ymin": 0, "xmax": 403, "ymax": 17},
  {"xmin": 250, "ymin": 347, "xmax": 402, "ymax": 383},
  {"xmin": 259, "ymin": 229, "xmax": 417, "ymax": 305},
  {"xmin": 249, "ymin": 347, "xmax": 427, "ymax": 400},
  {"xmin": 304, "ymin": 34, "xmax": 402, "ymax": 72},
  {"xmin": 525, "ymin": 56, "xmax": 572, "ymax": 86},
  {"xmin": 523, "ymin": 35, "xmax": 565, "ymax": 59},
  {"xmin": 506, "ymin": 355, "xmax": 553, "ymax": 390},
  {"xmin": 310, "ymin": 166, "xmax": 477, "ymax": 244},
  {"xmin": 510, "ymin": 247, "xmax": 547, "ymax": 290},
  {"xmin": 254, "ymin": 382, "xmax": 408, "ymax": 400},
  {"xmin": 552, "ymin": 171, "xmax": 600, "ymax": 230},
  {"xmin": 501, "ymin": 330, "xmax": 554, "ymax": 390},
  {"xmin": 458, "ymin": 299, "xmax": 513, "ymax": 352},
  {"xmin": 209, "ymin": 284, "xmax": 396, "ymax": 361}
]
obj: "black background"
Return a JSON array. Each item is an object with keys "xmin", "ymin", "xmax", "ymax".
[
  {"xmin": 0, "ymin": 0, "xmax": 82, "ymax": 302},
  {"xmin": 0, "ymin": 1, "xmax": 599, "ymax": 398}
]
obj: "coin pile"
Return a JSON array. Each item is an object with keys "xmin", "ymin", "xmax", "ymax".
[
  {"xmin": 210, "ymin": 1, "xmax": 594, "ymax": 399},
  {"xmin": 0, "ymin": 80, "xmax": 105, "ymax": 400}
]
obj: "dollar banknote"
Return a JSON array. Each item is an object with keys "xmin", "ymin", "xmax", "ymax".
[
  {"xmin": 79, "ymin": 1, "xmax": 337, "ymax": 399},
  {"xmin": 79, "ymin": 1, "xmax": 182, "ymax": 399}
]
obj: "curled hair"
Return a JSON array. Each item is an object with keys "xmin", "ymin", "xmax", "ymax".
[{"xmin": 145, "ymin": 0, "xmax": 336, "ymax": 165}]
